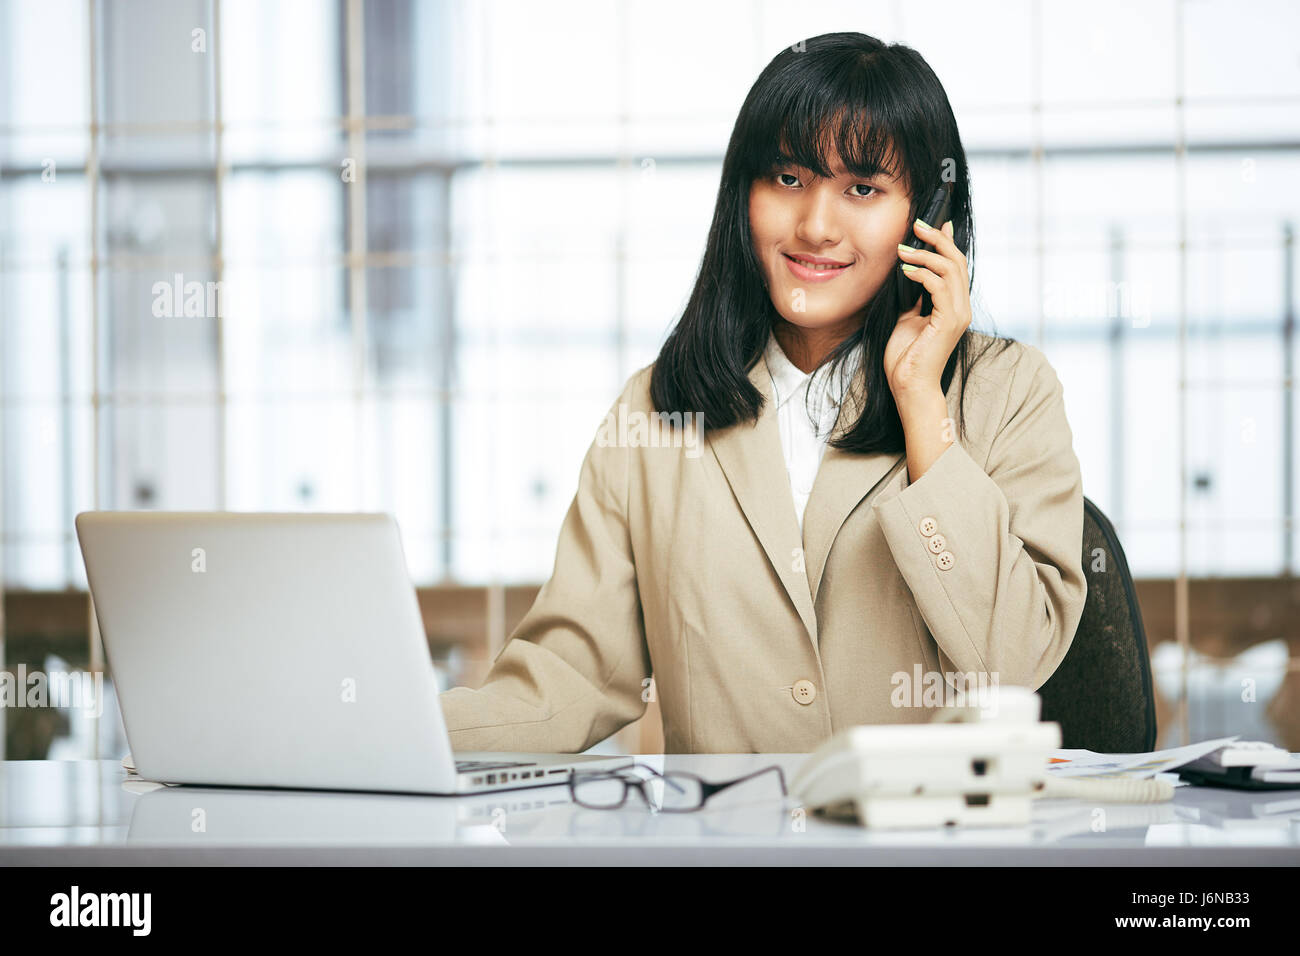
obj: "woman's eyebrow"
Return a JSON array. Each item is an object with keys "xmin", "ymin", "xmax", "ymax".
[{"xmin": 833, "ymin": 166, "xmax": 893, "ymax": 182}]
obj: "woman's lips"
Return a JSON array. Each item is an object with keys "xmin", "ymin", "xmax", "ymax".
[{"xmin": 783, "ymin": 253, "xmax": 852, "ymax": 282}]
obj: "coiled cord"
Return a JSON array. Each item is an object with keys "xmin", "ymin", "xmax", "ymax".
[{"xmin": 1035, "ymin": 776, "xmax": 1175, "ymax": 803}]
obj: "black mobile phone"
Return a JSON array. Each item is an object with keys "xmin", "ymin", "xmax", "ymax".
[{"xmin": 894, "ymin": 181, "xmax": 954, "ymax": 316}]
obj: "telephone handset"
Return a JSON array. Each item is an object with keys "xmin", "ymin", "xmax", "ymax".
[
  {"xmin": 790, "ymin": 686, "xmax": 1172, "ymax": 829},
  {"xmin": 893, "ymin": 181, "xmax": 954, "ymax": 317}
]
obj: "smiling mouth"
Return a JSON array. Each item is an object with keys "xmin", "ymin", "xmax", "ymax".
[{"xmin": 782, "ymin": 253, "xmax": 851, "ymax": 272}]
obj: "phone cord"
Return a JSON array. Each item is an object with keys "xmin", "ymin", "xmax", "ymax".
[{"xmin": 1035, "ymin": 776, "xmax": 1174, "ymax": 803}]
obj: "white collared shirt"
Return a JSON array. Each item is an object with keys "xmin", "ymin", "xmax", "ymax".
[{"xmin": 763, "ymin": 330, "xmax": 860, "ymax": 535}]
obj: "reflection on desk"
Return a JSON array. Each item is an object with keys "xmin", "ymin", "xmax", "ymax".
[{"xmin": 2, "ymin": 755, "xmax": 1299, "ymax": 864}]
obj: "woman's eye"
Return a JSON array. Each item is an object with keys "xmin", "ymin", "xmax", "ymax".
[{"xmin": 773, "ymin": 172, "xmax": 875, "ymax": 197}]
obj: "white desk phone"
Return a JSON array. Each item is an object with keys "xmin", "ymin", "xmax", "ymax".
[{"xmin": 790, "ymin": 685, "xmax": 1176, "ymax": 829}]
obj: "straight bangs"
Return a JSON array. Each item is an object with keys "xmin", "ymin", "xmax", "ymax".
[{"xmin": 742, "ymin": 70, "xmax": 912, "ymax": 196}]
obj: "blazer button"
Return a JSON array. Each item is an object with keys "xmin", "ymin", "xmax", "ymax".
[
  {"xmin": 935, "ymin": 550, "xmax": 955, "ymax": 571},
  {"xmin": 918, "ymin": 516, "xmax": 938, "ymax": 537},
  {"xmin": 927, "ymin": 533, "xmax": 947, "ymax": 554},
  {"xmin": 792, "ymin": 679, "xmax": 817, "ymax": 705}
]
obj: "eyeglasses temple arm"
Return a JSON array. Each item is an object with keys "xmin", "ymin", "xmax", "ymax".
[{"xmin": 702, "ymin": 765, "xmax": 789, "ymax": 799}]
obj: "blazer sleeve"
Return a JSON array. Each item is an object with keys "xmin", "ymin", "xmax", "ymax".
[
  {"xmin": 438, "ymin": 388, "xmax": 653, "ymax": 753},
  {"xmin": 871, "ymin": 345, "xmax": 1088, "ymax": 690}
]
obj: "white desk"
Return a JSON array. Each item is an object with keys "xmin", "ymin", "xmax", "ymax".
[{"xmin": 3, "ymin": 756, "xmax": 1299, "ymax": 865}]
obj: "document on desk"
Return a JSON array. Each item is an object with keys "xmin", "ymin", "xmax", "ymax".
[
  {"xmin": 1254, "ymin": 754, "xmax": 1300, "ymax": 783},
  {"xmin": 1045, "ymin": 736, "xmax": 1240, "ymax": 780}
]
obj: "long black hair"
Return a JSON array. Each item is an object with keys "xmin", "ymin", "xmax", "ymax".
[{"xmin": 649, "ymin": 31, "xmax": 1015, "ymax": 454}]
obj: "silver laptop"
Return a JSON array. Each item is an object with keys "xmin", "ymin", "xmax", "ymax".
[{"xmin": 75, "ymin": 511, "xmax": 632, "ymax": 795}]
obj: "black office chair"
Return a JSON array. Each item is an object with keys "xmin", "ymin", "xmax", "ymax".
[{"xmin": 1038, "ymin": 496, "xmax": 1158, "ymax": 752}]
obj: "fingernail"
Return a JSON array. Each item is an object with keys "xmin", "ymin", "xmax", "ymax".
[
  {"xmin": 915, "ymin": 218, "xmax": 931, "ymax": 230},
  {"xmin": 897, "ymin": 243, "xmax": 911, "ymax": 254},
  {"xmin": 901, "ymin": 263, "xmax": 918, "ymax": 272},
  {"xmin": 944, "ymin": 220, "xmax": 952, "ymax": 231}
]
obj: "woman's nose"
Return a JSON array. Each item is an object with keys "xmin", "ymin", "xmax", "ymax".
[{"xmin": 795, "ymin": 187, "xmax": 841, "ymax": 246}]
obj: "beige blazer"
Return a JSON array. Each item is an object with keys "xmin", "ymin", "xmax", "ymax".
[{"xmin": 440, "ymin": 331, "xmax": 1088, "ymax": 753}]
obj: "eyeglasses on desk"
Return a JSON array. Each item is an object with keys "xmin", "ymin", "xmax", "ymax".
[{"xmin": 567, "ymin": 761, "xmax": 787, "ymax": 813}]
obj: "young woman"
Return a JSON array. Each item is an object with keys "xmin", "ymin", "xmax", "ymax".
[{"xmin": 440, "ymin": 32, "xmax": 1088, "ymax": 753}]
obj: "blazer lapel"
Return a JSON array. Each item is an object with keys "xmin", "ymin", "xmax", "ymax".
[
  {"xmin": 707, "ymin": 355, "xmax": 820, "ymax": 648},
  {"xmin": 800, "ymin": 418, "xmax": 904, "ymax": 610},
  {"xmin": 707, "ymin": 343, "xmax": 966, "ymax": 646},
  {"xmin": 801, "ymin": 355, "xmax": 965, "ymax": 607}
]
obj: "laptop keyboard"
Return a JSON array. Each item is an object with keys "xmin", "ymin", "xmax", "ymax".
[{"xmin": 454, "ymin": 759, "xmax": 533, "ymax": 773}]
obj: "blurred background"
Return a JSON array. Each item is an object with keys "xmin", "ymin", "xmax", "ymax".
[{"xmin": 1, "ymin": 0, "xmax": 1299, "ymax": 760}]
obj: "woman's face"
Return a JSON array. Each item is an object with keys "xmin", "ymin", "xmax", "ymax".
[{"xmin": 748, "ymin": 146, "xmax": 914, "ymax": 338}]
